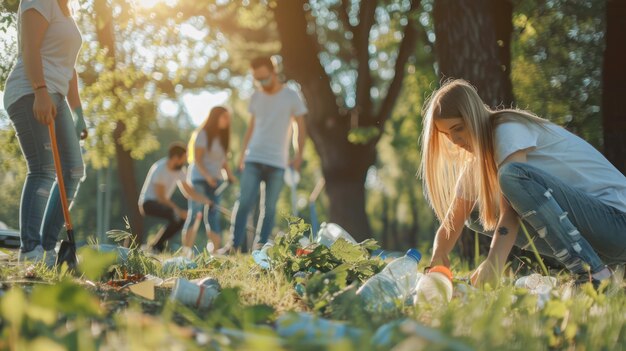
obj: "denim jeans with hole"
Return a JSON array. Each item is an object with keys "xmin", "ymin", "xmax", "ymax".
[
  {"xmin": 467, "ymin": 162, "xmax": 626, "ymax": 275},
  {"xmin": 232, "ymin": 162, "xmax": 284, "ymax": 251},
  {"xmin": 7, "ymin": 93, "xmax": 85, "ymax": 253}
]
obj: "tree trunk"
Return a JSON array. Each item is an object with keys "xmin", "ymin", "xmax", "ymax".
[
  {"xmin": 273, "ymin": 0, "xmax": 376, "ymax": 241},
  {"xmin": 602, "ymin": 0, "xmax": 626, "ymax": 175},
  {"xmin": 433, "ymin": 0, "xmax": 515, "ymax": 261},
  {"xmin": 93, "ymin": 1, "xmax": 144, "ymax": 244},
  {"xmin": 272, "ymin": 0, "xmax": 420, "ymax": 242},
  {"xmin": 433, "ymin": 0, "xmax": 514, "ymax": 107}
]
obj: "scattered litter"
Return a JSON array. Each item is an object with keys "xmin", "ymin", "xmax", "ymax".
[
  {"xmin": 371, "ymin": 319, "xmax": 473, "ymax": 351},
  {"xmin": 129, "ymin": 279, "xmax": 155, "ymax": 300},
  {"xmin": 251, "ymin": 242, "xmax": 274, "ymax": 269},
  {"xmin": 357, "ymin": 249, "xmax": 422, "ymax": 312},
  {"xmin": 371, "ymin": 249, "xmax": 404, "ymax": 260},
  {"xmin": 276, "ymin": 312, "xmax": 363, "ymax": 343},
  {"xmin": 162, "ymin": 256, "xmax": 198, "ymax": 273},
  {"xmin": 170, "ymin": 277, "xmax": 220, "ymax": 309},
  {"xmin": 143, "ymin": 274, "xmax": 164, "ymax": 286},
  {"xmin": 316, "ymin": 222, "xmax": 357, "ymax": 248},
  {"xmin": 106, "ymin": 273, "xmax": 145, "ymax": 288},
  {"xmin": 414, "ymin": 266, "xmax": 454, "ymax": 305},
  {"xmin": 515, "ymin": 273, "xmax": 557, "ymax": 308}
]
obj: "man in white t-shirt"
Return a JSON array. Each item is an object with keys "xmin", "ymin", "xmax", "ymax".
[
  {"xmin": 138, "ymin": 143, "xmax": 212, "ymax": 252},
  {"xmin": 230, "ymin": 56, "xmax": 308, "ymax": 252}
]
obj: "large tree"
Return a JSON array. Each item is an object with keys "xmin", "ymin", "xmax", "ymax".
[
  {"xmin": 602, "ymin": 0, "xmax": 626, "ymax": 175},
  {"xmin": 433, "ymin": 0, "xmax": 515, "ymax": 262},
  {"xmin": 271, "ymin": 0, "xmax": 422, "ymax": 241},
  {"xmin": 92, "ymin": 0, "xmax": 145, "ymax": 243}
]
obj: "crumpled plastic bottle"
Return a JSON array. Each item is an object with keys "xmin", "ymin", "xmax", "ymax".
[
  {"xmin": 316, "ymin": 222, "xmax": 357, "ymax": 248},
  {"xmin": 515, "ymin": 273, "xmax": 557, "ymax": 308},
  {"xmin": 251, "ymin": 241, "xmax": 274, "ymax": 269},
  {"xmin": 356, "ymin": 249, "xmax": 422, "ymax": 312}
]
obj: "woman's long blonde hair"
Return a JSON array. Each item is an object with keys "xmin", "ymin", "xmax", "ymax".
[{"xmin": 420, "ymin": 79, "xmax": 549, "ymax": 231}]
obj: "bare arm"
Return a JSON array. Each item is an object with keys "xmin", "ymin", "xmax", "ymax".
[
  {"xmin": 67, "ymin": 70, "xmax": 81, "ymax": 110},
  {"xmin": 154, "ymin": 183, "xmax": 184, "ymax": 216},
  {"xmin": 22, "ymin": 9, "xmax": 56, "ymax": 125},
  {"xmin": 472, "ymin": 150, "xmax": 528, "ymax": 286},
  {"xmin": 290, "ymin": 115, "xmax": 307, "ymax": 171},
  {"xmin": 430, "ymin": 195, "xmax": 475, "ymax": 267},
  {"xmin": 178, "ymin": 180, "xmax": 212, "ymax": 205},
  {"xmin": 67, "ymin": 69, "xmax": 87, "ymax": 139},
  {"xmin": 238, "ymin": 115, "xmax": 255, "ymax": 171},
  {"xmin": 223, "ymin": 160, "xmax": 236, "ymax": 183}
]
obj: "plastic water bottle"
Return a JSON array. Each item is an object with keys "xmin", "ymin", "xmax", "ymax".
[
  {"xmin": 515, "ymin": 273, "xmax": 556, "ymax": 308},
  {"xmin": 316, "ymin": 222, "xmax": 357, "ymax": 248},
  {"xmin": 414, "ymin": 265, "xmax": 454, "ymax": 305},
  {"xmin": 356, "ymin": 249, "xmax": 422, "ymax": 312},
  {"xmin": 276, "ymin": 312, "xmax": 363, "ymax": 343},
  {"xmin": 170, "ymin": 277, "xmax": 221, "ymax": 310},
  {"xmin": 251, "ymin": 241, "xmax": 274, "ymax": 269}
]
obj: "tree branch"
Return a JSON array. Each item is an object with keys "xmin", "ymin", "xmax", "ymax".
[
  {"xmin": 376, "ymin": 0, "xmax": 421, "ymax": 127},
  {"xmin": 354, "ymin": 1, "xmax": 377, "ymax": 117}
]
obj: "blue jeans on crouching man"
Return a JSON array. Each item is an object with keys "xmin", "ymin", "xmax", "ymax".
[
  {"xmin": 232, "ymin": 162, "xmax": 285, "ymax": 251},
  {"xmin": 7, "ymin": 93, "xmax": 85, "ymax": 253},
  {"xmin": 466, "ymin": 162, "xmax": 626, "ymax": 275}
]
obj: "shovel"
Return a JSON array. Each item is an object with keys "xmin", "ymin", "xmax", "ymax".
[{"xmin": 48, "ymin": 123, "xmax": 78, "ymax": 269}]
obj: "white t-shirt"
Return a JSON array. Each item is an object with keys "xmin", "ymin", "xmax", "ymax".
[
  {"xmin": 189, "ymin": 130, "xmax": 226, "ymax": 182},
  {"xmin": 138, "ymin": 158, "xmax": 187, "ymax": 206},
  {"xmin": 493, "ymin": 120, "xmax": 626, "ymax": 213},
  {"xmin": 3, "ymin": 0, "xmax": 83, "ymax": 109},
  {"xmin": 245, "ymin": 87, "xmax": 308, "ymax": 169}
]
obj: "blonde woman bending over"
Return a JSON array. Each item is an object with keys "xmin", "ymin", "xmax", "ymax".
[{"xmin": 421, "ymin": 79, "xmax": 626, "ymax": 287}]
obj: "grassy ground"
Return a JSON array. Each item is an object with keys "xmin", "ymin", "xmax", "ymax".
[{"xmin": 0, "ymin": 226, "xmax": 624, "ymax": 351}]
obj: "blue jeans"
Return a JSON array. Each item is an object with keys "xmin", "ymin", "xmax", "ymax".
[
  {"xmin": 232, "ymin": 162, "xmax": 284, "ymax": 251},
  {"xmin": 7, "ymin": 93, "xmax": 85, "ymax": 252},
  {"xmin": 182, "ymin": 179, "xmax": 223, "ymax": 235},
  {"xmin": 468, "ymin": 162, "xmax": 626, "ymax": 274}
]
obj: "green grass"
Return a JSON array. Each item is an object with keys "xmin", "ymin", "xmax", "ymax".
[{"xmin": 0, "ymin": 226, "xmax": 624, "ymax": 351}]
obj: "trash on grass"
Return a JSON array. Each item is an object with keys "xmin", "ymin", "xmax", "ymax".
[
  {"xmin": 162, "ymin": 256, "xmax": 198, "ymax": 273},
  {"xmin": 515, "ymin": 273, "xmax": 557, "ymax": 308},
  {"xmin": 129, "ymin": 279, "xmax": 155, "ymax": 300},
  {"xmin": 170, "ymin": 277, "xmax": 220, "ymax": 309},
  {"xmin": 316, "ymin": 222, "xmax": 357, "ymax": 248},
  {"xmin": 356, "ymin": 249, "xmax": 422, "ymax": 312},
  {"xmin": 414, "ymin": 265, "xmax": 454, "ymax": 305},
  {"xmin": 251, "ymin": 241, "xmax": 274, "ymax": 269},
  {"xmin": 276, "ymin": 312, "xmax": 363, "ymax": 344}
]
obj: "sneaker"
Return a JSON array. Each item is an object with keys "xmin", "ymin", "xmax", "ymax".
[
  {"xmin": 43, "ymin": 248, "xmax": 57, "ymax": 268},
  {"xmin": 18, "ymin": 245, "xmax": 44, "ymax": 264},
  {"xmin": 216, "ymin": 243, "xmax": 236, "ymax": 256},
  {"xmin": 574, "ymin": 267, "xmax": 613, "ymax": 291},
  {"xmin": 181, "ymin": 246, "xmax": 194, "ymax": 259}
]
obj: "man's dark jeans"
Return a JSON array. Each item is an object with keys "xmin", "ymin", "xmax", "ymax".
[{"xmin": 142, "ymin": 200, "xmax": 184, "ymax": 252}]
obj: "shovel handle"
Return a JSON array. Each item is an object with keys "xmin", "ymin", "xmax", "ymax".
[{"xmin": 48, "ymin": 123, "xmax": 73, "ymax": 232}]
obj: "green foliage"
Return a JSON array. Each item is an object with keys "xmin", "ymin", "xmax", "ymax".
[
  {"xmin": 77, "ymin": 246, "xmax": 118, "ymax": 281},
  {"xmin": 347, "ymin": 126, "xmax": 381, "ymax": 145},
  {"xmin": 512, "ymin": 0, "xmax": 605, "ymax": 146},
  {"xmin": 267, "ymin": 218, "xmax": 384, "ymax": 282}
]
